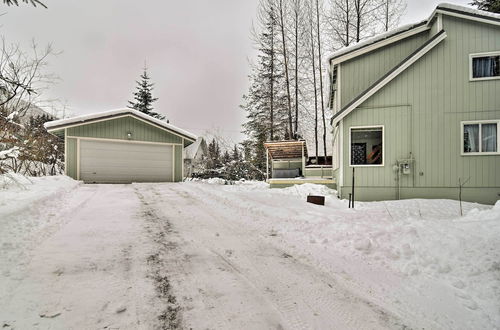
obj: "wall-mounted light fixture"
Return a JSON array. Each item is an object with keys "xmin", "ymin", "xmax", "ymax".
[{"xmin": 127, "ymin": 132, "xmax": 133, "ymax": 140}]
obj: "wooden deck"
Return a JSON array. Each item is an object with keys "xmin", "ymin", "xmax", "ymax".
[{"xmin": 268, "ymin": 178, "xmax": 337, "ymax": 189}]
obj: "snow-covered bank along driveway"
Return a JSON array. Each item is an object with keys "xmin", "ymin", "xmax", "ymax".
[{"xmin": 1, "ymin": 178, "xmax": 499, "ymax": 329}]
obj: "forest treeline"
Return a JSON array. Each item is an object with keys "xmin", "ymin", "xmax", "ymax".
[{"xmin": 241, "ymin": 0, "xmax": 407, "ymax": 171}]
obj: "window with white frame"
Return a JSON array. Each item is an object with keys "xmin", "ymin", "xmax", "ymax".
[
  {"xmin": 462, "ymin": 121, "xmax": 499, "ymax": 154},
  {"xmin": 470, "ymin": 52, "xmax": 500, "ymax": 80},
  {"xmin": 350, "ymin": 126, "xmax": 383, "ymax": 166}
]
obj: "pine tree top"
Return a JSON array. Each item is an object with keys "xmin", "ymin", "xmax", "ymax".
[{"xmin": 127, "ymin": 66, "xmax": 165, "ymax": 120}]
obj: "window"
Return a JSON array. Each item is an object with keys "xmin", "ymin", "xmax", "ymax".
[
  {"xmin": 470, "ymin": 52, "xmax": 500, "ymax": 80},
  {"xmin": 350, "ymin": 126, "xmax": 383, "ymax": 166},
  {"xmin": 462, "ymin": 121, "xmax": 499, "ymax": 155}
]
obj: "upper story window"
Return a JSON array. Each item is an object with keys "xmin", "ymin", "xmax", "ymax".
[
  {"xmin": 462, "ymin": 120, "xmax": 499, "ymax": 155},
  {"xmin": 470, "ymin": 52, "xmax": 500, "ymax": 81}
]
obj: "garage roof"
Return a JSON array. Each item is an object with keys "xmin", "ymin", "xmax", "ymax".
[{"xmin": 44, "ymin": 108, "xmax": 197, "ymax": 142}]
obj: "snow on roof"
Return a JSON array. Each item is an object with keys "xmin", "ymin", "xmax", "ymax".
[
  {"xmin": 326, "ymin": 3, "xmax": 499, "ymax": 63},
  {"xmin": 184, "ymin": 137, "xmax": 205, "ymax": 159},
  {"xmin": 436, "ymin": 3, "xmax": 500, "ymax": 20},
  {"xmin": 44, "ymin": 108, "xmax": 197, "ymax": 141},
  {"xmin": 326, "ymin": 20, "xmax": 428, "ymax": 62}
]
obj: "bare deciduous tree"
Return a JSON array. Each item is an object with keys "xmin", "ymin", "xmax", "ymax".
[{"xmin": 378, "ymin": 0, "xmax": 407, "ymax": 32}]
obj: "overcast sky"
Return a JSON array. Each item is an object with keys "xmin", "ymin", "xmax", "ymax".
[{"xmin": 2, "ymin": 0, "xmax": 470, "ymax": 142}]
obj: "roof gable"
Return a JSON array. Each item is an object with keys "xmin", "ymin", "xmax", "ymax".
[
  {"xmin": 331, "ymin": 30, "xmax": 447, "ymax": 126},
  {"xmin": 45, "ymin": 108, "xmax": 197, "ymax": 142},
  {"xmin": 326, "ymin": 3, "xmax": 500, "ymax": 65}
]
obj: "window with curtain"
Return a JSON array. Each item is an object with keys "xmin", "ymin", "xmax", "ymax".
[
  {"xmin": 471, "ymin": 53, "xmax": 500, "ymax": 79},
  {"xmin": 463, "ymin": 121, "xmax": 499, "ymax": 154}
]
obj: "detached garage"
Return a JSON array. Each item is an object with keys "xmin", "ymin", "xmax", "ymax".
[{"xmin": 44, "ymin": 108, "xmax": 197, "ymax": 183}]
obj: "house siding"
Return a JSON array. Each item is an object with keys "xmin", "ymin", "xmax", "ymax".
[
  {"xmin": 338, "ymin": 15, "xmax": 500, "ymax": 204},
  {"xmin": 340, "ymin": 31, "xmax": 431, "ymax": 109}
]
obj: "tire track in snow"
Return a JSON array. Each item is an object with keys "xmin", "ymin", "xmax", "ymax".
[
  {"xmin": 138, "ymin": 183, "xmax": 408, "ymax": 330},
  {"xmin": 184, "ymin": 183, "xmax": 423, "ymax": 329}
]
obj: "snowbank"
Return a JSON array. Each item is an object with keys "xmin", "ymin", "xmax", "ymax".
[
  {"xmin": 0, "ymin": 173, "xmax": 79, "ymax": 218},
  {"xmin": 184, "ymin": 181, "xmax": 500, "ymax": 329}
]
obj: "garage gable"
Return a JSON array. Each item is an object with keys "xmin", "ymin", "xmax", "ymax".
[{"xmin": 66, "ymin": 115, "xmax": 182, "ymax": 144}]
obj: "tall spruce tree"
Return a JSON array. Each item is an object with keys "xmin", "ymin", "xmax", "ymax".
[
  {"xmin": 128, "ymin": 67, "xmax": 164, "ymax": 120},
  {"xmin": 470, "ymin": 0, "xmax": 500, "ymax": 12}
]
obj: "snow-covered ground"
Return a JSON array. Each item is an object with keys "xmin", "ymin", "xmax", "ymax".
[{"xmin": 1, "ymin": 176, "xmax": 499, "ymax": 329}]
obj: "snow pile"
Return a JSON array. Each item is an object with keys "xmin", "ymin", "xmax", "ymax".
[
  {"xmin": 0, "ymin": 147, "xmax": 20, "ymax": 160},
  {"xmin": 0, "ymin": 173, "xmax": 78, "ymax": 218},
  {"xmin": 184, "ymin": 181, "xmax": 500, "ymax": 329}
]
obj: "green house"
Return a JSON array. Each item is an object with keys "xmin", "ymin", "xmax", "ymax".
[
  {"xmin": 327, "ymin": 3, "xmax": 500, "ymax": 204},
  {"xmin": 45, "ymin": 108, "xmax": 197, "ymax": 183}
]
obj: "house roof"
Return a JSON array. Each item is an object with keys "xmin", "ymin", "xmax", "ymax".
[
  {"xmin": 44, "ymin": 108, "xmax": 197, "ymax": 142},
  {"xmin": 326, "ymin": 3, "xmax": 500, "ymax": 65},
  {"xmin": 183, "ymin": 137, "xmax": 205, "ymax": 159},
  {"xmin": 326, "ymin": 21, "xmax": 429, "ymax": 63},
  {"xmin": 264, "ymin": 140, "xmax": 307, "ymax": 160}
]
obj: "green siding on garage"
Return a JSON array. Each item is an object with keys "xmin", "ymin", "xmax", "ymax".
[
  {"xmin": 59, "ymin": 114, "xmax": 191, "ymax": 183},
  {"xmin": 174, "ymin": 144, "xmax": 183, "ymax": 182},
  {"xmin": 67, "ymin": 116, "xmax": 183, "ymax": 144},
  {"xmin": 66, "ymin": 138, "xmax": 78, "ymax": 179}
]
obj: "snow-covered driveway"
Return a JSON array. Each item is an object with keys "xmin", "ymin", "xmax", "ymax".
[{"xmin": 1, "ymin": 178, "xmax": 499, "ymax": 329}]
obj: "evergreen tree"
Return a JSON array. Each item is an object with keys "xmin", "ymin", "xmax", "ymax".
[
  {"xmin": 206, "ymin": 138, "xmax": 221, "ymax": 170},
  {"xmin": 128, "ymin": 67, "xmax": 164, "ymax": 120},
  {"xmin": 222, "ymin": 150, "xmax": 231, "ymax": 165},
  {"xmin": 3, "ymin": 0, "xmax": 46, "ymax": 7},
  {"xmin": 231, "ymin": 145, "xmax": 241, "ymax": 162},
  {"xmin": 470, "ymin": 0, "xmax": 500, "ymax": 12}
]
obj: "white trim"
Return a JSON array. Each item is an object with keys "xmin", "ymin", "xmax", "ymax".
[
  {"xmin": 181, "ymin": 138, "xmax": 184, "ymax": 180},
  {"xmin": 332, "ymin": 31, "xmax": 447, "ymax": 127},
  {"xmin": 66, "ymin": 136, "xmax": 182, "ymax": 146},
  {"xmin": 330, "ymin": 25, "xmax": 430, "ymax": 65},
  {"xmin": 271, "ymin": 158, "xmax": 303, "ymax": 162},
  {"xmin": 172, "ymin": 146, "xmax": 175, "ymax": 181},
  {"xmin": 433, "ymin": 8, "xmax": 500, "ymax": 27},
  {"xmin": 469, "ymin": 51, "xmax": 500, "ymax": 81},
  {"xmin": 348, "ymin": 125, "xmax": 385, "ymax": 167},
  {"xmin": 338, "ymin": 64, "xmax": 343, "ymax": 196},
  {"xmin": 436, "ymin": 13, "xmax": 443, "ymax": 31},
  {"xmin": 266, "ymin": 149, "xmax": 269, "ymax": 182},
  {"xmin": 64, "ymin": 128, "xmax": 67, "ymax": 175},
  {"xmin": 76, "ymin": 138, "xmax": 81, "ymax": 181},
  {"xmin": 460, "ymin": 120, "xmax": 500, "ymax": 156},
  {"xmin": 48, "ymin": 114, "xmax": 196, "ymax": 142}
]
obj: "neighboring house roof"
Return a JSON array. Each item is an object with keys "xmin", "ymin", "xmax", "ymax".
[
  {"xmin": 331, "ymin": 30, "xmax": 447, "ymax": 126},
  {"xmin": 326, "ymin": 3, "xmax": 500, "ymax": 65},
  {"xmin": 44, "ymin": 108, "xmax": 197, "ymax": 142},
  {"xmin": 16, "ymin": 101, "xmax": 56, "ymax": 125},
  {"xmin": 264, "ymin": 140, "xmax": 307, "ymax": 160},
  {"xmin": 183, "ymin": 137, "xmax": 206, "ymax": 160}
]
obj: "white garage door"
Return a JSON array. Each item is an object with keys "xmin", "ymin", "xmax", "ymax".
[{"xmin": 80, "ymin": 139, "xmax": 173, "ymax": 183}]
